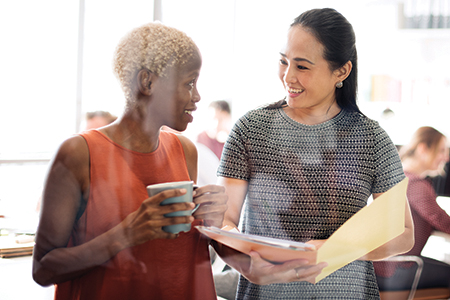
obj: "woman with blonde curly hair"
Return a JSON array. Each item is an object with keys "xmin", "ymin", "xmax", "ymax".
[{"xmin": 32, "ymin": 22, "xmax": 227, "ymax": 300}]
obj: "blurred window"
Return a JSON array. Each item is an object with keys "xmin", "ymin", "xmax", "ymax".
[{"xmin": 0, "ymin": 0, "xmax": 153, "ymax": 229}]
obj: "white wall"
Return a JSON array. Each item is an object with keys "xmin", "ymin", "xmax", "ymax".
[{"xmin": 162, "ymin": 0, "xmax": 450, "ymax": 145}]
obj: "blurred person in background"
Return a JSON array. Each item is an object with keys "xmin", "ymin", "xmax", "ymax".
[
  {"xmin": 197, "ymin": 100, "xmax": 232, "ymax": 160},
  {"xmin": 374, "ymin": 126, "xmax": 450, "ymax": 291},
  {"xmin": 85, "ymin": 110, "xmax": 118, "ymax": 130}
]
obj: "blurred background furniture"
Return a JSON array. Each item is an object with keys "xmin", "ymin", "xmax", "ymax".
[{"xmin": 379, "ymin": 255, "xmax": 450, "ymax": 300}]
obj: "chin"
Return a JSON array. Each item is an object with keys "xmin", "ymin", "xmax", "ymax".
[
  {"xmin": 286, "ymin": 98, "xmax": 304, "ymax": 109},
  {"xmin": 175, "ymin": 124, "xmax": 188, "ymax": 133},
  {"xmin": 162, "ymin": 125, "xmax": 185, "ymax": 134}
]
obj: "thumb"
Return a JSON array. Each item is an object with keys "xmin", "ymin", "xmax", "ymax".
[
  {"xmin": 249, "ymin": 251, "xmax": 265, "ymax": 263},
  {"xmin": 282, "ymin": 258, "xmax": 311, "ymax": 271},
  {"xmin": 248, "ymin": 251, "xmax": 272, "ymax": 268}
]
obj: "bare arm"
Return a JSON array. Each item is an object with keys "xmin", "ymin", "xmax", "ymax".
[
  {"xmin": 212, "ymin": 177, "xmax": 326, "ymax": 284},
  {"xmin": 177, "ymin": 134, "xmax": 228, "ymax": 228},
  {"xmin": 210, "ymin": 177, "xmax": 249, "ymax": 272},
  {"xmin": 33, "ymin": 136, "xmax": 196, "ymax": 286},
  {"xmin": 360, "ymin": 192, "xmax": 415, "ymax": 261},
  {"xmin": 218, "ymin": 177, "xmax": 248, "ymax": 229}
]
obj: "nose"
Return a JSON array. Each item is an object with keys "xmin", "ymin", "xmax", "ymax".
[
  {"xmin": 192, "ymin": 87, "xmax": 201, "ymax": 103},
  {"xmin": 283, "ymin": 63, "xmax": 297, "ymax": 84}
]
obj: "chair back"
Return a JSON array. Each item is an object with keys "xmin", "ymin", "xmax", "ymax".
[{"xmin": 378, "ymin": 255, "xmax": 450, "ymax": 300}]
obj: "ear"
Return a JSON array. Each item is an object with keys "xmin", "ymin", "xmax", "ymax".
[
  {"xmin": 334, "ymin": 60, "xmax": 353, "ymax": 82},
  {"xmin": 137, "ymin": 69, "xmax": 155, "ymax": 96}
]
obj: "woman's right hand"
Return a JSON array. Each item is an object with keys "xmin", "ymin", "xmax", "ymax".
[
  {"xmin": 241, "ymin": 251, "xmax": 327, "ymax": 285},
  {"xmin": 116, "ymin": 188, "xmax": 196, "ymax": 248}
]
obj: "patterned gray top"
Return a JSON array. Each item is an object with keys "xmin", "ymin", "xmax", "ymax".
[{"xmin": 217, "ymin": 107, "xmax": 405, "ymax": 300}]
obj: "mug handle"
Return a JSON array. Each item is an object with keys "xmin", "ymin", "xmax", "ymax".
[{"xmin": 192, "ymin": 185, "xmax": 200, "ymax": 213}]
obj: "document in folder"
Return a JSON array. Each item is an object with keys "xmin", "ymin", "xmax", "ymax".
[{"xmin": 196, "ymin": 177, "xmax": 408, "ymax": 282}]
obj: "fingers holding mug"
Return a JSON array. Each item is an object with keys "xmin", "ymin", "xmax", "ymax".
[{"xmin": 146, "ymin": 181, "xmax": 196, "ymax": 234}]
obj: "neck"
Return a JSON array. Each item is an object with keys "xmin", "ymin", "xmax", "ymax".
[
  {"xmin": 402, "ymin": 158, "xmax": 429, "ymax": 178},
  {"xmin": 101, "ymin": 111, "xmax": 161, "ymax": 153},
  {"xmin": 284, "ymin": 101, "xmax": 341, "ymax": 125}
]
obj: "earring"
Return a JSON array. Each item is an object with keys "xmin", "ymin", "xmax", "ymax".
[{"xmin": 336, "ymin": 81, "xmax": 343, "ymax": 89}]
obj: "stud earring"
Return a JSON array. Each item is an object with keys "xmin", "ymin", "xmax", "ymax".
[{"xmin": 336, "ymin": 81, "xmax": 343, "ymax": 89}]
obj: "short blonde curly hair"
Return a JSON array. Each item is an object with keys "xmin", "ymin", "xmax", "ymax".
[{"xmin": 113, "ymin": 22, "xmax": 198, "ymax": 108}]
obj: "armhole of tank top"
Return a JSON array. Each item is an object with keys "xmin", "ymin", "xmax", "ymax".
[
  {"xmin": 174, "ymin": 134, "xmax": 195, "ymax": 179},
  {"xmin": 75, "ymin": 134, "xmax": 90, "ymax": 221}
]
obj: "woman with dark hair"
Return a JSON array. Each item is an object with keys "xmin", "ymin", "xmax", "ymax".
[
  {"xmin": 374, "ymin": 126, "xmax": 450, "ymax": 291},
  {"xmin": 213, "ymin": 8, "xmax": 413, "ymax": 299}
]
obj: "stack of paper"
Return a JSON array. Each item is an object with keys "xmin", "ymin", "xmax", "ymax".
[{"xmin": 0, "ymin": 236, "xmax": 35, "ymax": 258}]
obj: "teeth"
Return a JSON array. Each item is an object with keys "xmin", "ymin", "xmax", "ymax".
[
  {"xmin": 288, "ymin": 88, "xmax": 303, "ymax": 94},
  {"xmin": 185, "ymin": 110, "xmax": 192, "ymax": 115}
]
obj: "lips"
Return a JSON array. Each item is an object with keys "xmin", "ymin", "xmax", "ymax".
[
  {"xmin": 287, "ymin": 87, "xmax": 304, "ymax": 94},
  {"xmin": 184, "ymin": 109, "xmax": 195, "ymax": 123},
  {"xmin": 286, "ymin": 87, "xmax": 304, "ymax": 98}
]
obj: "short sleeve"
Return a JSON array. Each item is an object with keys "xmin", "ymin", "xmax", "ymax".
[
  {"xmin": 371, "ymin": 122, "xmax": 405, "ymax": 193},
  {"xmin": 217, "ymin": 114, "xmax": 251, "ymax": 181}
]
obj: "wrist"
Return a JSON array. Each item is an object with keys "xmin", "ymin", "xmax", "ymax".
[{"xmin": 106, "ymin": 225, "xmax": 129, "ymax": 257}]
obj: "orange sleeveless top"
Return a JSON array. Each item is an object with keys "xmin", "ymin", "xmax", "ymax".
[{"xmin": 54, "ymin": 130, "xmax": 216, "ymax": 300}]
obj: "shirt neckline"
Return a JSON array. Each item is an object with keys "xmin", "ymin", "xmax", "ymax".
[
  {"xmin": 278, "ymin": 107, "xmax": 346, "ymax": 129},
  {"xmin": 86, "ymin": 129, "xmax": 164, "ymax": 156}
]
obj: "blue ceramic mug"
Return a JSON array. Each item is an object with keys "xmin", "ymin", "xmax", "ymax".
[{"xmin": 146, "ymin": 181, "xmax": 198, "ymax": 234}]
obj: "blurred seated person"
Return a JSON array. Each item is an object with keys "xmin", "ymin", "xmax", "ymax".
[
  {"xmin": 85, "ymin": 110, "xmax": 117, "ymax": 130},
  {"xmin": 374, "ymin": 126, "xmax": 450, "ymax": 291},
  {"xmin": 197, "ymin": 100, "xmax": 231, "ymax": 159},
  {"xmin": 32, "ymin": 22, "xmax": 227, "ymax": 300}
]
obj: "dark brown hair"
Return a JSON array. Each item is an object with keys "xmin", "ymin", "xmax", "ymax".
[{"xmin": 268, "ymin": 8, "xmax": 360, "ymax": 113}]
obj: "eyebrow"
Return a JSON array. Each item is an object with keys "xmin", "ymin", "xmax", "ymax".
[{"xmin": 279, "ymin": 53, "xmax": 315, "ymax": 65}]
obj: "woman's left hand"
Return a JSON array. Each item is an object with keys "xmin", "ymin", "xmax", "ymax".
[{"xmin": 193, "ymin": 184, "xmax": 228, "ymax": 228}]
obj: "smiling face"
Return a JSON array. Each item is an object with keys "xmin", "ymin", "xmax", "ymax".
[
  {"xmin": 279, "ymin": 26, "xmax": 343, "ymax": 112},
  {"xmin": 150, "ymin": 50, "xmax": 202, "ymax": 132}
]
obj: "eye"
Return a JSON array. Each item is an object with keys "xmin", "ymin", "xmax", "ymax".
[
  {"xmin": 279, "ymin": 59, "xmax": 288, "ymax": 66},
  {"xmin": 188, "ymin": 78, "xmax": 196, "ymax": 89},
  {"xmin": 297, "ymin": 65, "xmax": 308, "ymax": 70}
]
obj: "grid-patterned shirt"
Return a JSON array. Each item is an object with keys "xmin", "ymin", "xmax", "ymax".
[{"xmin": 218, "ymin": 107, "xmax": 405, "ymax": 299}]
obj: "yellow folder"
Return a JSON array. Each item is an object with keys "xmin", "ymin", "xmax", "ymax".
[
  {"xmin": 316, "ymin": 177, "xmax": 408, "ymax": 281},
  {"xmin": 197, "ymin": 177, "xmax": 408, "ymax": 282}
]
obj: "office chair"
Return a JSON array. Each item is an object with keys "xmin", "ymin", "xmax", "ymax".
[{"xmin": 379, "ymin": 255, "xmax": 450, "ymax": 300}]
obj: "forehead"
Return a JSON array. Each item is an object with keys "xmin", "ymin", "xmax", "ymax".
[
  {"xmin": 438, "ymin": 136, "xmax": 448, "ymax": 147},
  {"xmin": 282, "ymin": 25, "xmax": 325, "ymax": 62},
  {"xmin": 184, "ymin": 48, "xmax": 202, "ymax": 73},
  {"xmin": 162, "ymin": 51, "xmax": 201, "ymax": 83}
]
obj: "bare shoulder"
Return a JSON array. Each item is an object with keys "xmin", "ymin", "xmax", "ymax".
[
  {"xmin": 56, "ymin": 135, "xmax": 89, "ymax": 159},
  {"xmin": 50, "ymin": 135, "xmax": 90, "ymax": 190},
  {"xmin": 35, "ymin": 135, "xmax": 90, "ymax": 254},
  {"xmin": 175, "ymin": 134, "xmax": 198, "ymax": 162}
]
